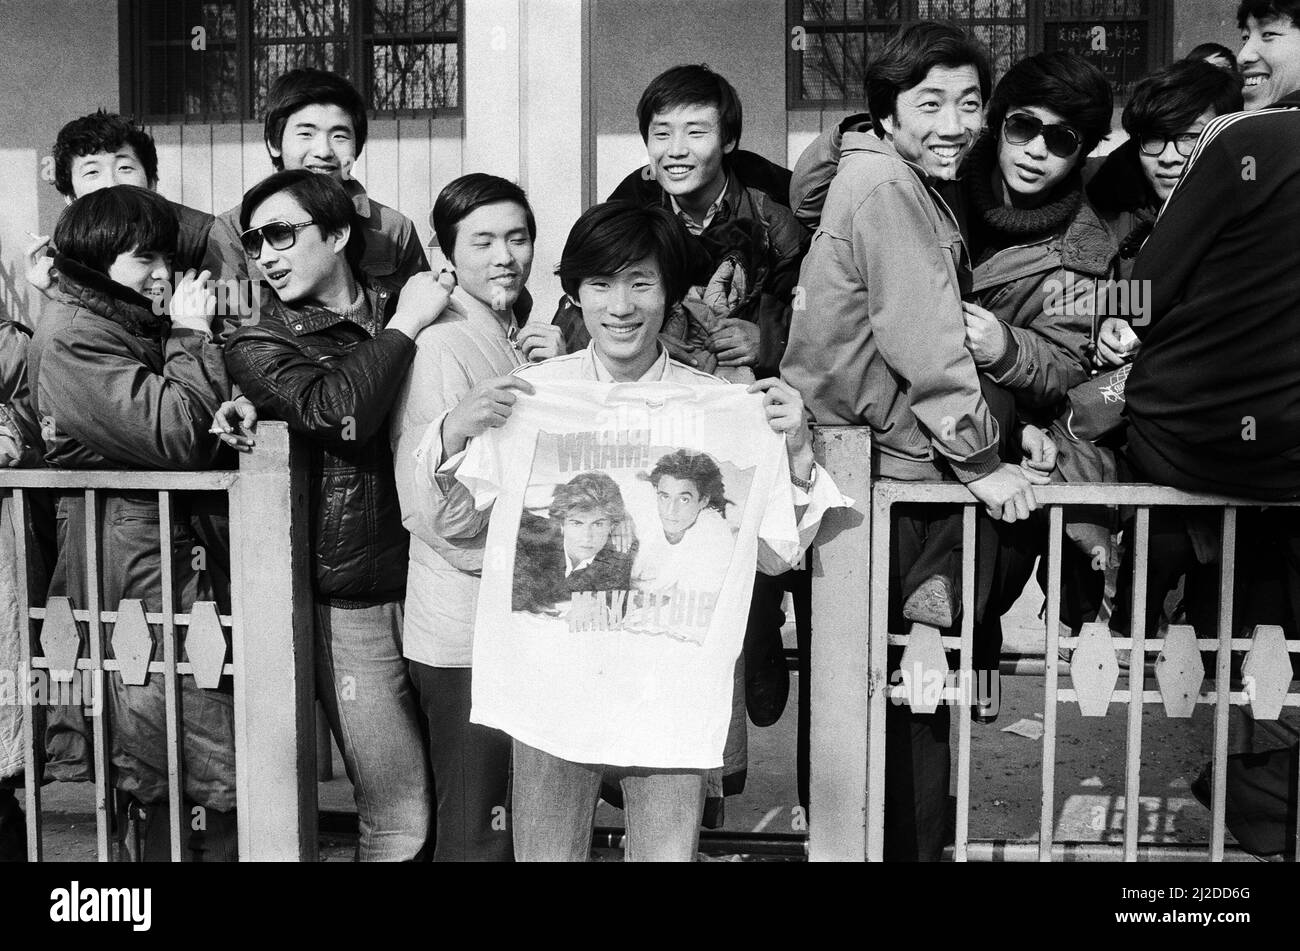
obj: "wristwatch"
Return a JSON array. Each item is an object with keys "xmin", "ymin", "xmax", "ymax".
[{"xmin": 790, "ymin": 467, "xmax": 817, "ymax": 493}]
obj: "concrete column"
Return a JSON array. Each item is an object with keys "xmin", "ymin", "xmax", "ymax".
[{"xmin": 462, "ymin": 0, "xmax": 592, "ymax": 319}]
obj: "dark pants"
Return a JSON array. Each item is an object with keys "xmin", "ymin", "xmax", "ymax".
[
  {"xmin": 974, "ymin": 511, "xmax": 1107, "ymax": 670},
  {"xmin": 882, "ymin": 379, "xmax": 1018, "ymax": 862},
  {"xmin": 744, "ymin": 566, "xmax": 813, "ymax": 812},
  {"xmin": 409, "ymin": 663, "xmax": 514, "ymax": 862}
]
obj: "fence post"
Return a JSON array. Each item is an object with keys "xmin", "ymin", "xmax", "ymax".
[
  {"xmin": 230, "ymin": 421, "xmax": 317, "ymax": 861},
  {"xmin": 808, "ymin": 427, "xmax": 873, "ymax": 862}
]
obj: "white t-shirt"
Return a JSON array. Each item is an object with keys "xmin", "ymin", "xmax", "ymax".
[{"xmin": 457, "ymin": 375, "xmax": 834, "ymax": 769}]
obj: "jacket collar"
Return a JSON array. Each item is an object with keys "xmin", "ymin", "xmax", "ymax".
[
  {"xmin": 343, "ymin": 177, "xmax": 372, "ymax": 219},
  {"xmin": 1270, "ymin": 90, "xmax": 1300, "ymax": 109},
  {"xmin": 52, "ymin": 254, "xmax": 167, "ymax": 340},
  {"xmin": 267, "ymin": 264, "xmax": 402, "ymax": 338}
]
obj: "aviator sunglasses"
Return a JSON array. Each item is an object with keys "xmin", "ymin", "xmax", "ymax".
[
  {"xmin": 239, "ymin": 219, "xmax": 317, "ymax": 257},
  {"xmin": 1002, "ymin": 113, "xmax": 1082, "ymax": 159}
]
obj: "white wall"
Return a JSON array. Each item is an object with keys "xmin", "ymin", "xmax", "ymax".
[{"xmin": 0, "ymin": 0, "xmax": 119, "ymax": 329}]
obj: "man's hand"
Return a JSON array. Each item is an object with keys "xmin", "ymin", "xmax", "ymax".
[
  {"xmin": 389, "ymin": 270, "xmax": 456, "ymax": 340},
  {"xmin": 1096, "ymin": 317, "xmax": 1140, "ymax": 367},
  {"xmin": 710, "ymin": 317, "xmax": 762, "ymax": 368},
  {"xmin": 701, "ymin": 257, "xmax": 748, "ymax": 316},
  {"xmin": 25, "ymin": 235, "xmax": 56, "ymax": 298},
  {"xmin": 516, "ymin": 323, "xmax": 565, "ymax": 363},
  {"xmin": 169, "ymin": 269, "xmax": 217, "ymax": 335},
  {"xmin": 658, "ymin": 333, "xmax": 718, "ymax": 375},
  {"xmin": 966, "ymin": 464, "xmax": 1039, "ymax": 523},
  {"xmin": 749, "ymin": 377, "xmax": 814, "ymax": 481},
  {"xmin": 210, "ymin": 395, "xmax": 258, "ymax": 453},
  {"xmin": 1019, "ymin": 424, "xmax": 1058, "ymax": 486},
  {"xmin": 443, "ymin": 375, "xmax": 536, "ymax": 457},
  {"xmin": 961, "ymin": 302, "xmax": 1009, "ymax": 367}
]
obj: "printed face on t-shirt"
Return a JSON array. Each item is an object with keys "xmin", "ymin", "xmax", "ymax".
[
  {"xmin": 574, "ymin": 254, "xmax": 668, "ymax": 381},
  {"xmin": 655, "ymin": 475, "xmax": 709, "ymax": 544},
  {"xmin": 1239, "ymin": 14, "xmax": 1300, "ymax": 109},
  {"xmin": 562, "ymin": 507, "xmax": 613, "ymax": 567}
]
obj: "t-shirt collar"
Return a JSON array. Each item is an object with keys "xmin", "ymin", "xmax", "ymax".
[{"xmin": 586, "ymin": 342, "xmax": 669, "ymax": 382}]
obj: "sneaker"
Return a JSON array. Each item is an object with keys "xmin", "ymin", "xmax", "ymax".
[{"xmin": 902, "ymin": 575, "xmax": 956, "ymax": 629}]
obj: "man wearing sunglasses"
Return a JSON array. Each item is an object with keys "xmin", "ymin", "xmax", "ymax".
[
  {"xmin": 203, "ymin": 68, "xmax": 429, "ymax": 341},
  {"xmin": 223, "ymin": 169, "xmax": 454, "ymax": 860}
]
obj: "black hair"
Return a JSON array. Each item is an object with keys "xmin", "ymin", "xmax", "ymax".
[
  {"xmin": 52, "ymin": 185, "xmax": 177, "ymax": 275},
  {"xmin": 988, "ymin": 51, "xmax": 1114, "ymax": 158},
  {"xmin": 637, "ymin": 64, "xmax": 743, "ymax": 148},
  {"xmin": 556, "ymin": 201, "xmax": 694, "ymax": 306},
  {"xmin": 432, "ymin": 173, "xmax": 536, "ymax": 260},
  {"xmin": 550, "ymin": 472, "xmax": 628, "ymax": 523},
  {"xmin": 263, "ymin": 68, "xmax": 368, "ymax": 171},
  {"xmin": 866, "ymin": 22, "xmax": 993, "ymax": 137},
  {"xmin": 52, "ymin": 110, "xmax": 159, "ymax": 198},
  {"xmin": 1123, "ymin": 60, "xmax": 1245, "ymax": 138},
  {"xmin": 239, "ymin": 169, "xmax": 355, "ymax": 240},
  {"xmin": 1186, "ymin": 42, "xmax": 1241, "ymax": 73},
  {"xmin": 648, "ymin": 450, "xmax": 729, "ymax": 517},
  {"xmin": 1238, "ymin": 0, "xmax": 1300, "ymax": 29}
]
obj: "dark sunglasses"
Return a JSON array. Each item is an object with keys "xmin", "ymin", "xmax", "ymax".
[
  {"xmin": 1139, "ymin": 132, "xmax": 1202, "ymax": 158},
  {"xmin": 1002, "ymin": 113, "xmax": 1082, "ymax": 159},
  {"xmin": 239, "ymin": 219, "xmax": 317, "ymax": 257}
]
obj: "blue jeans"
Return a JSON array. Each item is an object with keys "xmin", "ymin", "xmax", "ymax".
[
  {"xmin": 512, "ymin": 740, "xmax": 706, "ymax": 862},
  {"xmin": 314, "ymin": 601, "xmax": 432, "ymax": 861}
]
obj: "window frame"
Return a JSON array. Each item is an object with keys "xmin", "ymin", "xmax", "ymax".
[
  {"xmin": 786, "ymin": 0, "xmax": 1172, "ymax": 111},
  {"xmin": 118, "ymin": 0, "xmax": 465, "ymax": 124}
]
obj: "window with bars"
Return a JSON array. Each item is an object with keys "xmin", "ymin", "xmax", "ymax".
[
  {"xmin": 120, "ymin": 0, "xmax": 462, "ymax": 123},
  {"xmin": 787, "ymin": 0, "xmax": 1170, "ymax": 109}
]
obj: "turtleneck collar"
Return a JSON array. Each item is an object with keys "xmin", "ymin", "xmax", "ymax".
[{"xmin": 51, "ymin": 253, "xmax": 168, "ymax": 340}]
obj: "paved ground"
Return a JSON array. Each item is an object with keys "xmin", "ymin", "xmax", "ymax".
[{"xmin": 22, "ymin": 581, "xmax": 1238, "ymax": 861}]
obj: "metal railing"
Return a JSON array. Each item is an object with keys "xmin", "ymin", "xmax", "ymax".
[
  {"xmin": 1, "ymin": 422, "xmax": 316, "ymax": 861},
  {"xmin": 808, "ymin": 427, "xmax": 1300, "ymax": 862}
]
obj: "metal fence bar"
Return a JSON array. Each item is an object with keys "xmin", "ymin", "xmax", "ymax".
[
  {"xmin": 157, "ymin": 490, "xmax": 185, "ymax": 860},
  {"xmin": 865, "ymin": 486, "xmax": 895, "ymax": 863},
  {"xmin": 13, "ymin": 489, "xmax": 42, "ymax": 862},
  {"xmin": 1122, "ymin": 507, "xmax": 1150, "ymax": 862},
  {"xmin": 808, "ymin": 427, "xmax": 873, "ymax": 862},
  {"xmin": 1209, "ymin": 507, "xmax": 1238, "ymax": 862},
  {"xmin": 1039, "ymin": 506, "xmax": 1064, "ymax": 862},
  {"xmin": 81, "ymin": 489, "xmax": 112, "ymax": 862},
  {"xmin": 953, "ymin": 504, "xmax": 977, "ymax": 862}
]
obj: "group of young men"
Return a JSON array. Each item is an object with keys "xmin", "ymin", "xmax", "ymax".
[{"xmin": 0, "ymin": 0, "xmax": 1298, "ymax": 862}]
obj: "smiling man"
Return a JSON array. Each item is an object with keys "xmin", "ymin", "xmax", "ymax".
[
  {"xmin": 782, "ymin": 21, "xmax": 1040, "ymax": 863},
  {"xmin": 26, "ymin": 112, "xmax": 214, "ymax": 298},
  {"xmin": 204, "ymin": 69, "xmax": 428, "ymax": 339},
  {"xmin": 555, "ymin": 65, "xmax": 809, "ymax": 381}
]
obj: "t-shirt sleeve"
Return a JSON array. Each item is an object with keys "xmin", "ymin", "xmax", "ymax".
[{"xmin": 454, "ymin": 425, "xmax": 510, "ymax": 512}]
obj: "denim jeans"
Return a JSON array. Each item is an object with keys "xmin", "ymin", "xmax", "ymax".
[
  {"xmin": 314, "ymin": 601, "xmax": 432, "ymax": 861},
  {"xmin": 512, "ymin": 739, "xmax": 707, "ymax": 862}
]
